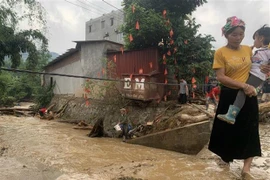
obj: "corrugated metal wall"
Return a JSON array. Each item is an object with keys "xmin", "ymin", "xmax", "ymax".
[
  {"xmin": 107, "ymin": 48, "xmax": 164, "ymax": 77},
  {"xmin": 107, "ymin": 48, "xmax": 166, "ymax": 101}
]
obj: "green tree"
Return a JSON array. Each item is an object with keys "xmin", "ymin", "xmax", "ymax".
[
  {"xmin": 0, "ymin": 0, "xmax": 52, "ymax": 107},
  {"xmin": 122, "ymin": 0, "xmax": 215, "ymax": 84},
  {"xmin": 0, "ymin": 0, "xmax": 48, "ymax": 69}
]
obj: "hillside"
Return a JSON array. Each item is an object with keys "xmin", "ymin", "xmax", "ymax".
[{"xmin": 21, "ymin": 52, "xmax": 59, "ymax": 61}]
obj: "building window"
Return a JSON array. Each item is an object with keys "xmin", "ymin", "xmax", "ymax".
[
  {"xmin": 110, "ymin": 18, "xmax": 114, "ymax": 26},
  {"xmin": 89, "ymin": 25, "xmax": 92, "ymax": 33},
  {"xmin": 101, "ymin": 21, "xmax": 105, "ymax": 29}
]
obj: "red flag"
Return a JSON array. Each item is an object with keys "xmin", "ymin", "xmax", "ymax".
[
  {"xmin": 164, "ymin": 95, "xmax": 167, "ymax": 101},
  {"xmin": 130, "ymin": 74, "xmax": 133, "ymax": 80},
  {"xmin": 149, "ymin": 62, "xmax": 153, "ymax": 68},
  {"xmin": 205, "ymin": 76, "xmax": 209, "ymax": 84},
  {"xmin": 191, "ymin": 77, "xmax": 196, "ymax": 84},
  {"xmin": 163, "ymin": 54, "xmax": 166, "ymax": 64},
  {"xmin": 163, "ymin": 59, "xmax": 166, "ymax": 65},
  {"xmin": 132, "ymin": 5, "xmax": 135, "ymax": 13},
  {"xmin": 162, "ymin": 9, "xmax": 167, "ymax": 18},
  {"xmin": 113, "ymin": 55, "xmax": 117, "ymax": 63},
  {"xmin": 164, "ymin": 68, "xmax": 168, "ymax": 75},
  {"xmin": 84, "ymin": 88, "xmax": 90, "ymax": 93},
  {"xmin": 169, "ymin": 29, "xmax": 174, "ymax": 38},
  {"xmin": 102, "ymin": 68, "xmax": 105, "ymax": 75},
  {"xmin": 139, "ymin": 68, "xmax": 143, "ymax": 74},
  {"xmin": 135, "ymin": 21, "xmax": 140, "ymax": 30},
  {"xmin": 120, "ymin": 46, "xmax": 124, "ymax": 54},
  {"xmin": 129, "ymin": 34, "xmax": 133, "ymax": 42},
  {"xmin": 163, "ymin": 54, "xmax": 166, "ymax": 60}
]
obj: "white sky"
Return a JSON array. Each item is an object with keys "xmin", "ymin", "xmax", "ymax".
[{"xmin": 37, "ymin": 0, "xmax": 270, "ymax": 55}]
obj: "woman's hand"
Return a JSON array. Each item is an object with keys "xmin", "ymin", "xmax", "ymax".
[
  {"xmin": 260, "ymin": 64, "xmax": 270, "ymax": 75},
  {"xmin": 243, "ymin": 84, "xmax": 257, "ymax": 97}
]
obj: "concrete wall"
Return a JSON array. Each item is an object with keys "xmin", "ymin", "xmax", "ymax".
[
  {"xmin": 85, "ymin": 10, "xmax": 124, "ymax": 44},
  {"xmin": 79, "ymin": 41, "xmax": 122, "ymax": 99},
  {"xmin": 80, "ymin": 41, "xmax": 122, "ymax": 78},
  {"xmin": 45, "ymin": 41, "xmax": 122, "ymax": 98},
  {"xmin": 44, "ymin": 51, "xmax": 84, "ymax": 97},
  {"xmin": 128, "ymin": 121, "xmax": 210, "ymax": 155}
]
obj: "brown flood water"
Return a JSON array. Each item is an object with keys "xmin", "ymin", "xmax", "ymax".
[{"xmin": 0, "ymin": 116, "xmax": 269, "ymax": 180}]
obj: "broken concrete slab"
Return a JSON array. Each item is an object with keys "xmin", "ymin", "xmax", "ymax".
[{"xmin": 128, "ymin": 121, "xmax": 210, "ymax": 155}]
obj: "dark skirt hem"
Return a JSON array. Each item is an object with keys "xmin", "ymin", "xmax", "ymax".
[{"xmin": 208, "ymin": 86, "xmax": 261, "ymax": 161}]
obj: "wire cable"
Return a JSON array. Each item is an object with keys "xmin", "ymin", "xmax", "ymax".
[
  {"xmin": 0, "ymin": 67, "xmax": 207, "ymax": 87},
  {"xmin": 101, "ymin": 0, "xmax": 123, "ymax": 13}
]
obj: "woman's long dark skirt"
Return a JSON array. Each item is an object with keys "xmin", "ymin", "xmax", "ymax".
[{"xmin": 208, "ymin": 86, "xmax": 261, "ymax": 162}]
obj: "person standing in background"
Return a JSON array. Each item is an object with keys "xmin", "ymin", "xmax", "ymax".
[{"xmin": 178, "ymin": 79, "xmax": 189, "ymax": 104}]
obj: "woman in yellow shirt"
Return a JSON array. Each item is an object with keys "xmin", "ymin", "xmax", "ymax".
[{"xmin": 208, "ymin": 16, "xmax": 270, "ymax": 179}]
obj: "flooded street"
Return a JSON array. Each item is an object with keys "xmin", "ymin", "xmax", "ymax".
[{"xmin": 0, "ymin": 116, "xmax": 269, "ymax": 180}]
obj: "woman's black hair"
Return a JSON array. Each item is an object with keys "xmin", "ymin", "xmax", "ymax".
[
  {"xmin": 225, "ymin": 26, "xmax": 245, "ymax": 36},
  {"xmin": 253, "ymin": 24, "xmax": 270, "ymax": 45}
]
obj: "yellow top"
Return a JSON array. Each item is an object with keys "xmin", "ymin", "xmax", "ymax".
[{"xmin": 213, "ymin": 45, "xmax": 252, "ymax": 86}]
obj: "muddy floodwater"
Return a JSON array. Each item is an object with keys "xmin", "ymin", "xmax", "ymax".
[{"xmin": 0, "ymin": 116, "xmax": 269, "ymax": 180}]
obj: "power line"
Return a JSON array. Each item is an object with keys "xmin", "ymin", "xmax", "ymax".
[
  {"xmin": 64, "ymin": 0, "xmax": 93, "ymax": 12},
  {"xmin": 65, "ymin": 0, "xmax": 123, "ymax": 23},
  {"xmin": 82, "ymin": 0, "xmax": 124, "ymax": 21},
  {"xmin": 101, "ymin": 0, "xmax": 123, "ymax": 13},
  {"xmin": 77, "ymin": 0, "xmax": 107, "ymax": 15},
  {"xmin": 0, "ymin": 67, "xmax": 207, "ymax": 87}
]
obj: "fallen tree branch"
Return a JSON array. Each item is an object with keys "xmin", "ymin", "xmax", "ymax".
[
  {"xmin": 0, "ymin": 107, "xmax": 33, "ymax": 111},
  {"xmin": 180, "ymin": 114, "xmax": 209, "ymax": 123},
  {"xmin": 153, "ymin": 104, "xmax": 174, "ymax": 124},
  {"xmin": 188, "ymin": 103, "xmax": 214, "ymax": 118}
]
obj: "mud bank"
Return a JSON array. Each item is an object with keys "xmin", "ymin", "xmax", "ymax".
[{"xmin": 0, "ymin": 116, "xmax": 269, "ymax": 180}]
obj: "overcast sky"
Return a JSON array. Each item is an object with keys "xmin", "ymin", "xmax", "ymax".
[{"xmin": 38, "ymin": 0, "xmax": 270, "ymax": 55}]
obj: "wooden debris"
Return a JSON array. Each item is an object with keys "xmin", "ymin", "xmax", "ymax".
[
  {"xmin": 0, "ymin": 107, "xmax": 33, "ymax": 111},
  {"xmin": 73, "ymin": 120, "xmax": 92, "ymax": 130},
  {"xmin": 259, "ymin": 101, "xmax": 270, "ymax": 122},
  {"xmin": 259, "ymin": 101, "xmax": 270, "ymax": 113},
  {"xmin": 77, "ymin": 120, "xmax": 88, "ymax": 126},
  {"xmin": 47, "ymin": 103, "xmax": 55, "ymax": 111},
  {"xmin": 179, "ymin": 114, "xmax": 209, "ymax": 123},
  {"xmin": 73, "ymin": 126, "xmax": 93, "ymax": 130},
  {"xmin": 152, "ymin": 104, "xmax": 174, "ymax": 124},
  {"xmin": 188, "ymin": 103, "xmax": 214, "ymax": 118},
  {"xmin": 0, "ymin": 106, "xmax": 34, "ymax": 117}
]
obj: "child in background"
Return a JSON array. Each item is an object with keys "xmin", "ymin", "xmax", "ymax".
[{"xmin": 206, "ymin": 85, "xmax": 220, "ymax": 112}]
